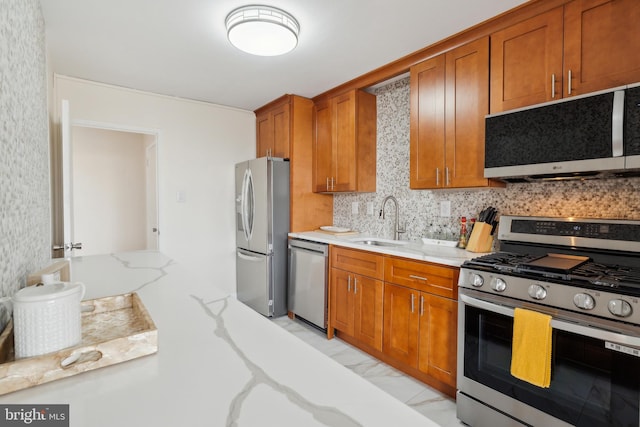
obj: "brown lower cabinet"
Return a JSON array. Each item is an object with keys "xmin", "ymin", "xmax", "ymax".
[
  {"xmin": 331, "ymin": 269, "xmax": 383, "ymax": 351},
  {"xmin": 330, "ymin": 247, "xmax": 384, "ymax": 351},
  {"xmin": 383, "ymin": 283, "xmax": 457, "ymax": 388},
  {"xmin": 328, "ymin": 246, "xmax": 458, "ymax": 397}
]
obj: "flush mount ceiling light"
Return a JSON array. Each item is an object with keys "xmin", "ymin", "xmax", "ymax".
[{"xmin": 225, "ymin": 5, "xmax": 299, "ymax": 56}]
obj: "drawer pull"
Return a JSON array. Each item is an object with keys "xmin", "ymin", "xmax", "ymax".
[{"xmin": 409, "ymin": 274, "xmax": 428, "ymax": 282}]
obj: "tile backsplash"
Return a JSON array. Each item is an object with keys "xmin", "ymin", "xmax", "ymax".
[
  {"xmin": 0, "ymin": 0, "xmax": 51, "ymax": 328},
  {"xmin": 333, "ymin": 77, "xmax": 640, "ymax": 242}
]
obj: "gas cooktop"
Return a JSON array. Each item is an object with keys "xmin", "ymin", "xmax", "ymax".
[
  {"xmin": 459, "ymin": 216, "xmax": 640, "ymax": 325},
  {"xmin": 464, "ymin": 251, "xmax": 640, "ymax": 295}
]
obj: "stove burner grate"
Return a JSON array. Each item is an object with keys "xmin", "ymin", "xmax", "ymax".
[
  {"xmin": 464, "ymin": 252, "xmax": 640, "ymax": 293},
  {"xmin": 571, "ymin": 263, "xmax": 640, "ymax": 289}
]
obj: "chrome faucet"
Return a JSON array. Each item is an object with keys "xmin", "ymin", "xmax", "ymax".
[{"xmin": 379, "ymin": 195, "xmax": 405, "ymax": 240}]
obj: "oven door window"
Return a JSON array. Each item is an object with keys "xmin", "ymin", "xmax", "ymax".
[{"xmin": 464, "ymin": 305, "xmax": 640, "ymax": 427}]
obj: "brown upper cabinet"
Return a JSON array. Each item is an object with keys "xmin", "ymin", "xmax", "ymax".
[
  {"xmin": 490, "ymin": 7, "xmax": 564, "ymax": 113},
  {"xmin": 256, "ymin": 95, "xmax": 291, "ymax": 159},
  {"xmin": 491, "ymin": 0, "xmax": 640, "ymax": 113},
  {"xmin": 410, "ymin": 37, "xmax": 502, "ymax": 189},
  {"xmin": 313, "ymin": 90, "xmax": 377, "ymax": 193},
  {"xmin": 256, "ymin": 96, "xmax": 291, "ymax": 158},
  {"xmin": 254, "ymin": 95, "xmax": 333, "ymax": 232}
]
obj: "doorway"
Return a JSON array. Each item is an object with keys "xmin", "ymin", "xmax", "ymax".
[{"xmin": 69, "ymin": 125, "xmax": 159, "ymax": 256}]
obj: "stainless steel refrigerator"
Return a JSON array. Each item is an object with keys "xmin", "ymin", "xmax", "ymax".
[{"xmin": 235, "ymin": 157, "xmax": 289, "ymax": 317}]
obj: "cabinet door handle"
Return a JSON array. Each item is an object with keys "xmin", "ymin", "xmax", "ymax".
[
  {"xmin": 348, "ymin": 275, "xmax": 351, "ymax": 292},
  {"xmin": 551, "ymin": 73, "xmax": 556, "ymax": 99},
  {"xmin": 445, "ymin": 167, "xmax": 450, "ymax": 186},
  {"xmin": 331, "ymin": 177, "xmax": 335, "ymax": 190},
  {"xmin": 420, "ymin": 295, "xmax": 425, "ymax": 316},
  {"xmin": 409, "ymin": 274, "xmax": 428, "ymax": 282},
  {"xmin": 411, "ymin": 293, "xmax": 415, "ymax": 313},
  {"xmin": 435, "ymin": 168, "xmax": 440, "ymax": 186},
  {"xmin": 567, "ymin": 69, "xmax": 572, "ymax": 95},
  {"xmin": 326, "ymin": 177, "xmax": 330, "ymax": 191},
  {"xmin": 354, "ymin": 277, "xmax": 357, "ymax": 294}
]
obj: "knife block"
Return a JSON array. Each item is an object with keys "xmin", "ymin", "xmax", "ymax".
[{"xmin": 466, "ymin": 222, "xmax": 494, "ymax": 253}]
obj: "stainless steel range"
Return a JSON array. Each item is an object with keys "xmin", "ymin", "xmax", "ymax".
[{"xmin": 457, "ymin": 215, "xmax": 640, "ymax": 427}]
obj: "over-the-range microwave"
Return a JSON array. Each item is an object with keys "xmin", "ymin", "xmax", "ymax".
[{"xmin": 484, "ymin": 83, "xmax": 640, "ymax": 182}]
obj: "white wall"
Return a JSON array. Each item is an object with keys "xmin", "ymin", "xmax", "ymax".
[
  {"xmin": 72, "ymin": 126, "xmax": 147, "ymax": 256},
  {"xmin": 54, "ymin": 75, "xmax": 255, "ymax": 294}
]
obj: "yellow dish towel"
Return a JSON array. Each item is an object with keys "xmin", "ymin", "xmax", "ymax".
[{"xmin": 510, "ymin": 307, "xmax": 552, "ymax": 388}]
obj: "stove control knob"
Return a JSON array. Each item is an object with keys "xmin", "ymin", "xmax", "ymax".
[
  {"xmin": 608, "ymin": 299, "xmax": 633, "ymax": 318},
  {"xmin": 471, "ymin": 274, "xmax": 484, "ymax": 287},
  {"xmin": 528, "ymin": 284, "xmax": 547, "ymax": 300},
  {"xmin": 492, "ymin": 278, "xmax": 507, "ymax": 292},
  {"xmin": 574, "ymin": 293, "xmax": 595, "ymax": 310}
]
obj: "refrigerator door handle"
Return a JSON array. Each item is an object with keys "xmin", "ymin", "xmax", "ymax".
[
  {"xmin": 241, "ymin": 168, "xmax": 254, "ymax": 242},
  {"xmin": 237, "ymin": 250, "xmax": 263, "ymax": 262}
]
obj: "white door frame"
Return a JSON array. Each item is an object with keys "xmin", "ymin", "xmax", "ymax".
[
  {"xmin": 60, "ymin": 100, "xmax": 74, "ymax": 258},
  {"xmin": 145, "ymin": 141, "xmax": 159, "ymax": 250},
  {"xmin": 64, "ymin": 117, "xmax": 161, "ymax": 255}
]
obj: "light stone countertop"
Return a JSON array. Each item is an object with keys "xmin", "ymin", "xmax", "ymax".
[
  {"xmin": 1, "ymin": 251, "xmax": 438, "ymax": 427},
  {"xmin": 289, "ymin": 231, "xmax": 486, "ymax": 267}
]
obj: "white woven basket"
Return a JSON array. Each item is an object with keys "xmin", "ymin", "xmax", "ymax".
[{"xmin": 13, "ymin": 282, "xmax": 85, "ymax": 359}]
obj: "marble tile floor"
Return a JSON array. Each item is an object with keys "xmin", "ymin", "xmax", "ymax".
[{"xmin": 272, "ymin": 316, "xmax": 465, "ymax": 427}]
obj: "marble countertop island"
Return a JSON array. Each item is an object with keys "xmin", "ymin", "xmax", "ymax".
[{"xmin": 1, "ymin": 251, "xmax": 439, "ymax": 427}]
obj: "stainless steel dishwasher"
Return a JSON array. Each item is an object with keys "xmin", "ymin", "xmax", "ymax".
[{"xmin": 288, "ymin": 239, "xmax": 328, "ymax": 330}]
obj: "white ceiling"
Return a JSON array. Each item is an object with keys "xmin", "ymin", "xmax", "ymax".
[{"xmin": 40, "ymin": 0, "xmax": 528, "ymax": 111}]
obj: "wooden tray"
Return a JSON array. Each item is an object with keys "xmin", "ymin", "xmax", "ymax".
[
  {"xmin": 0, "ymin": 293, "xmax": 157, "ymax": 395},
  {"xmin": 314, "ymin": 228, "xmax": 360, "ymax": 236},
  {"xmin": 26, "ymin": 259, "xmax": 70, "ymax": 286}
]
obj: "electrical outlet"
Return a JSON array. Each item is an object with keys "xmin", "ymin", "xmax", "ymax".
[
  {"xmin": 440, "ymin": 200, "xmax": 451, "ymax": 217},
  {"xmin": 352, "ymin": 202, "xmax": 359, "ymax": 215},
  {"xmin": 176, "ymin": 190, "xmax": 187, "ymax": 203},
  {"xmin": 366, "ymin": 202, "xmax": 374, "ymax": 216}
]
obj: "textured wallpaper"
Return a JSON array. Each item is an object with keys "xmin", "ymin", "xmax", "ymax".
[
  {"xmin": 0, "ymin": 0, "xmax": 51, "ymax": 326},
  {"xmin": 333, "ymin": 78, "xmax": 640, "ymax": 242}
]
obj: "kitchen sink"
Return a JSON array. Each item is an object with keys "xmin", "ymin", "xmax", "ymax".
[{"xmin": 350, "ymin": 238, "xmax": 409, "ymax": 247}]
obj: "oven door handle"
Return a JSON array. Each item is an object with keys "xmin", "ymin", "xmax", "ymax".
[{"xmin": 460, "ymin": 293, "xmax": 640, "ymax": 348}]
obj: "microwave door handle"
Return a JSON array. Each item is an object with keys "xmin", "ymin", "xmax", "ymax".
[
  {"xmin": 459, "ymin": 293, "xmax": 640, "ymax": 348},
  {"xmin": 612, "ymin": 90, "xmax": 624, "ymax": 157}
]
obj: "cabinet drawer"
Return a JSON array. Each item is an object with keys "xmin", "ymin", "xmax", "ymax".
[
  {"xmin": 331, "ymin": 246, "xmax": 384, "ymax": 280},
  {"xmin": 384, "ymin": 257, "xmax": 458, "ymax": 299}
]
